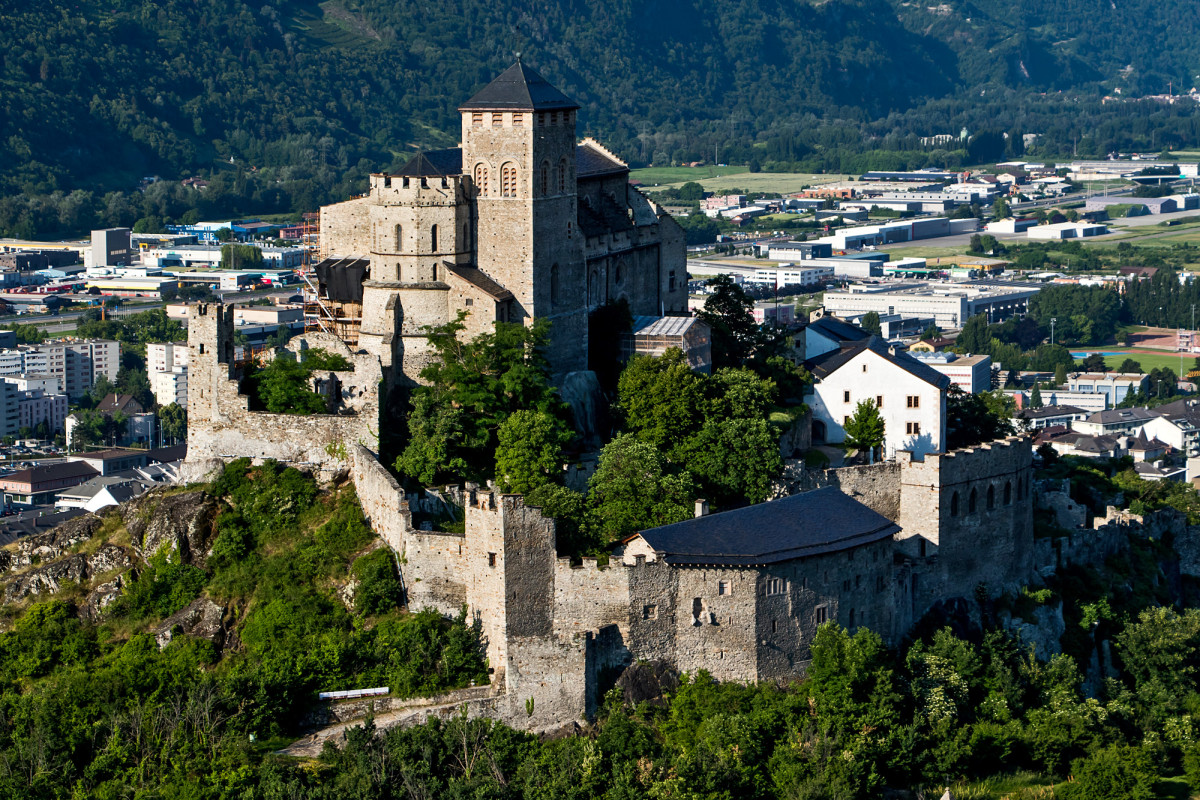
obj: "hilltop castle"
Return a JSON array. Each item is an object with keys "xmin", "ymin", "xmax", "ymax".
[{"xmin": 315, "ymin": 61, "xmax": 688, "ymax": 387}]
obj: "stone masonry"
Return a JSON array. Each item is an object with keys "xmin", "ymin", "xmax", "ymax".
[{"xmin": 183, "ymin": 303, "xmax": 382, "ymax": 482}]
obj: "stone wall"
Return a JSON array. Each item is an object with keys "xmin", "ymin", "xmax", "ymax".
[
  {"xmin": 184, "ymin": 303, "xmax": 382, "ymax": 481},
  {"xmin": 897, "ymin": 437, "xmax": 1034, "ymax": 619},
  {"xmin": 1032, "ymin": 506, "xmax": 1187, "ymax": 576},
  {"xmin": 348, "ymin": 444, "xmax": 410, "ymax": 553},
  {"xmin": 773, "ymin": 460, "xmax": 901, "ymax": 521}
]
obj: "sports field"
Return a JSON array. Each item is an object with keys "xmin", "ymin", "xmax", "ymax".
[{"xmin": 1069, "ymin": 348, "xmax": 1196, "ymax": 373}]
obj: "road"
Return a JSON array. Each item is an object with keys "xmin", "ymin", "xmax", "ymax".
[{"xmin": 6, "ymin": 287, "xmax": 296, "ymax": 333}]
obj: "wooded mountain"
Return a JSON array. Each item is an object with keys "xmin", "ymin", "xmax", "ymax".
[{"xmin": 2, "ymin": 0, "xmax": 1199, "ymax": 218}]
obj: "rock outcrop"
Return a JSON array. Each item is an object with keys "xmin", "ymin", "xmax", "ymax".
[
  {"xmin": 1, "ymin": 543, "xmax": 137, "ymax": 605},
  {"xmin": 80, "ymin": 574, "xmax": 128, "ymax": 622},
  {"xmin": 154, "ymin": 597, "xmax": 226, "ymax": 649},
  {"xmin": 124, "ymin": 490, "xmax": 219, "ymax": 568},
  {"xmin": 0, "ymin": 514, "xmax": 104, "ymax": 572}
]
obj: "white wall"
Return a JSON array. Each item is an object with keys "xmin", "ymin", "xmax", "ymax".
[{"xmin": 810, "ymin": 348, "xmax": 945, "ymax": 458}]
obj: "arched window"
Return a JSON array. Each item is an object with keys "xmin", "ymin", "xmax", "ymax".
[
  {"xmin": 501, "ymin": 163, "xmax": 517, "ymax": 197},
  {"xmin": 474, "ymin": 164, "xmax": 489, "ymax": 197},
  {"xmin": 541, "ymin": 162, "xmax": 549, "ymax": 196},
  {"xmin": 430, "ymin": 225, "xmax": 438, "ymax": 252},
  {"xmin": 1004, "ymin": 481, "xmax": 1012, "ymax": 505},
  {"xmin": 849, "ymin": 608, "xmax": 855, "ymax": 628},
  {"xmin": 550, "ymin": 263, "xmax": 560, "ymax": 308},
  {"xmin": 559, "ymin": 158, "xmax": 567, "ymax": 193},
  {"xmin": 987, "ymin": 485, "xmax": 995, "ymax": 510},
  {"xmin": 614, "ymin": 260, "xmax": 623, "ymax": 284},
  {"xmin": 969, "ymin": 488, "xmax": 977, "ymax": 514},
  {"xmin": 950, "ymin": 491, "xmax": 959, "ymax": 517},
  {"xmin": 394, "ymin": 224, "xmax": 402, "ymax": 253}
]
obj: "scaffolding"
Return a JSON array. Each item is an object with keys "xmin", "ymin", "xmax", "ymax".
[{"xmin": 302, "ymin": 256, "xmax": 365, "ymax": 346}]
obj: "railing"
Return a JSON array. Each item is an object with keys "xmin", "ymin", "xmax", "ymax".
[{"xmin": 318, "ymin": 687, "xmax": 389, "ymax": 700}]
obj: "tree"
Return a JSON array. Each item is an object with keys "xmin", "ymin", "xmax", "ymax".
[
  {"xmin": 1118, "ymin": 358, "xmax": 1144, "ymax": 374},
  {"xmin": 945, "ymin": 388, "xmax": 1015, "ymax": 450},
  {"xmin": 860, "ymin": 311, "xmax": 882, "ymax": 336},
  {"xmin": 616, "ymin": 349, "xmax": 706, "ymax": 452},
  {"xmin": 395, "ymin": 314, "xmax": 569, "ymax": 486},
  {"xmin": 843, "ymin": 400, "xmax": 884, "ymax": 463},
  {"xmin": 677, "ymin": 417, "xmax": 782, "ymax": 505},
  {"xmin": 243, "ymin": 356, "xmax": 326, "ymax": 415},
  {"xmin": 957, "ymin": 314, "xmax": 992, "ymax": 355},
  {"xmin": 1030, "ymin": 383, "xmax": 1043, "ymax": 408},
  {"xmin": 1080, "ymin": 353, "xmax": 1108, "ymax": 372},
  {"xmin": 993, "ymin": 196, "xmax": 1011, "ymax": 219},
  {"xmin": 698, "ymin": 275, "xmax": 763, "ymax": 369},
  {"xmin": 1055, "ymin": 362, "xmax": 1068, "ymax": 386},
  {"xmin": 159, "ymin": 402, "xmax": 186, "ymax": 444},
  {"xmin": 494, "ymin": 410, "xmax": 572, "ymax": 495},
  {"xmin": 587, "ymin": 434, "xmax": 696, "ymax": 543},
  {"xmin": 920, "ymin": 323, "xmax": 941, "ymax": 341}
]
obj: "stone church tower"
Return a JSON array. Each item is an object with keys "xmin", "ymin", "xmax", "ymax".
[
  {"xmin": 459, "ymin": 61, "xmax": 589, "ymax": 373},
  {"xmin": 317, "ymin": 61, "xmax": 688, "ymax": 388}
]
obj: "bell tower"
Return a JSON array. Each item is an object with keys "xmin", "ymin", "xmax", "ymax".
[{"xmin": 459, "ymin": 60, "xmax": 588, "ymax": 375}]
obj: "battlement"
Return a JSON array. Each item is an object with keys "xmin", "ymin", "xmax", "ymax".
[
  {"xmin": 370, "ymin": 173, "xmax": 464, "ymax": 205},
  {"xmin": 899, "ymin": 435, "xmax": 1032, "ymax": 486}
]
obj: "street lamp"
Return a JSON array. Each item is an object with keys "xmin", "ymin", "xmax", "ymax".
[{"xmin": 1050, "ymin": 317, "xmax": 1057, "ymax": 345}]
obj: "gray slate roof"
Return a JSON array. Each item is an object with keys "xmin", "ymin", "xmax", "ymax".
[
  {"xmin": 394, "ymin": 149, "xmax": 463, "ymax": 177},
  {"xmin": 807, "ymin": 316, "xmax": 870, "ymax": 344},
  {"xmin": 637, "ymin": 487, "xmax": 900, "ymax": 566},
  {"xmin": 807, "ymin": 336, "xmax": 952, "ymax": 389},
  {"xmin": 459, "ymin": 62, "xmax": 579, "ymax": 111}
]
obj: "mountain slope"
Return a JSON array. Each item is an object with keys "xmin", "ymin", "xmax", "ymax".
[{"xmin": 0, "ymin": 0, "xmax": 1197, "ymax": 211}]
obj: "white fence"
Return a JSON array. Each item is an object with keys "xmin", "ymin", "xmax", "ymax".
[{"xmin": 318, "ymin": 687, "xmax": 389, "ymax": 700}]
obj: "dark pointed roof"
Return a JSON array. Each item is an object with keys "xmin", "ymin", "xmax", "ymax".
[
  {"xmin": 459, "ymin": 62, "xmax": 579, "ymax": 111},
  {"xmin": 806, "ymin": 336, "xmax": 952, "ymax": 389},
  {"xmin": 395, "ymin": 149, "xmax": 462, "ymax": 177}
]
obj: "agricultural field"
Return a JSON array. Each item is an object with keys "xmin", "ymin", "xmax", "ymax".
[
  {"xmin": 1069, "ymin": 347, "xmax": 1196, "ymax": 373},
  {"xmin": 633, "ymin": 168, "xmax": 850, "ymax": 195}
]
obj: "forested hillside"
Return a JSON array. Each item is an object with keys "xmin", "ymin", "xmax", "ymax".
[{"xmin": 3, "ymin": 0, "xmax": 1200, "ymax": 238}]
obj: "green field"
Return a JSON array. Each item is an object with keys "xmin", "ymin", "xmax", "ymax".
[
  {"xmin": 1080, "ymin": 348, "xmax": 1197, "ymax": 373},
  {"xmin": 632, "ymin": 168, "xmax": 850, "ymax": 195},
  {"xmin": 630, "ymin": 166, "xmax": 748, "ymax": 185}
]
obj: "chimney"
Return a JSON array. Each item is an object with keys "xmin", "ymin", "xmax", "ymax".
[{"xmin": 695, "ymin": 499, "xmax": 709, "ymax": 518}]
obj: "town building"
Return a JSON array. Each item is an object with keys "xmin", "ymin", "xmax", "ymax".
[
  {"xmin": 17, "ymin": 389, "xmax": 67, "ymax": 434},
  {"xmin": 806, "ymin": 336, "xmax": 950, "ymax": 458},
  {"xmin": 1017, "ymin": 405, "xmax": 1088, "ymax": 430},
  {"xmin": 1066, "ymin": 372, "xmax": 1149, "ymax": 406},
  {"xmin": 0, "ymin": 461, "xmax": 99, "ymax": 507},
  {"xmin": 910, "ymin": 352, "xmax": 992, "ymax": 393},
  {"xmin": 90, "ymin": 228, "xmax": 132, "ymax": 268},
  {"xmin": 823, "ymin": 281, "xmax": 1040, "ymax": 328}
]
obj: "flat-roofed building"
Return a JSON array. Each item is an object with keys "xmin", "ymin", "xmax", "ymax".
[
  {"xmin": 823, "ymin": 281, "xmax": 1039, "ymax": 328},
  {"xmin": 911, "ymin": 352, "xmax": 993, "ymax": 393},
  {"xmin": 1066, "ymin": 372, "xmax": 1149, "ymax": 406}
]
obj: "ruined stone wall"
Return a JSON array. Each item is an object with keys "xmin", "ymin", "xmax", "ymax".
[
  {"xmin": 553, "ymin": 557, "xmax": 630, "ymax": 642},
  {"xmin": 627, "ymin": 556, "xmax": 679, "ymax": 665},
  {"xmin": 349, "ymin": 444, "xmax": 410, "ymax": 553},
  {"xmin": 500, "ymin": 635, "xmax": 589, "ymax": 729},
  {"xmin": 184, "ymin": 303, "xmax": 382, "ymax": 480},
  {"xmin": 1032, "ymin": 507, "xmax": 1187, "ymax": 576},
  {"xmin": 403, "ymin": 529, "xmax": 468, "ymax": 616}
]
